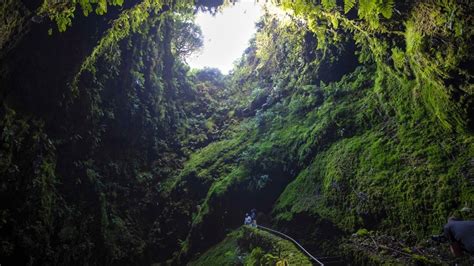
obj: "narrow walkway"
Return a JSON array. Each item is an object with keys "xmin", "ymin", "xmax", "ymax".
[{"xmin": 256, "ymin": 225, "xmax": 325, "ymax": 266}]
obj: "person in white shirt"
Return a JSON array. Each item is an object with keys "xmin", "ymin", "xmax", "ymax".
[{"xmin": 244, "ymin": 213, "xmax": 252, "ymax": 225}]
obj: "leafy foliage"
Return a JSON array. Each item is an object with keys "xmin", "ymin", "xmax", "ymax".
[
  {"xmin": 1, "ymin": 0, "xmax": 473, "ymax": 265},
  {"xmin": 189, "ymin": 227, "xmax": 312, "ymax": 265},
  {"xmin": 172, "ymin": 17, "xmax": 204, "ymax": 60},
  {"xmin": 322, "ymin": 0, "xmax": 337, "ymax": 11},
  {"xmin": 0, "ymin": 107, "xmax": 58, "ymax": 264},
  {"xmin": 344, "ymin": 0, "xmax": 356, "ymax": 14},
  {"xmin": 0, "ymin": 1, "xmax": 220, "ymax": 264},
  {"xmin": 167, "ymin": 1, "xmax": 473, "ymax": 263},
  {"xmin": 39, "ymin": 0, "xmax": 127, "ymax": 32},
  {"xmin": 0, "ymin": 0, "xmax": 30, "ymax": 54}
]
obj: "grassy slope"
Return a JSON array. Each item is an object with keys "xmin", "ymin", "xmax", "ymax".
[
  {"xmin": 274, "ymin": 65, "xmax": 474, "ymax": 236},
  {"xmin": 172, "ymin": 65, "xmax": 473, "ymax": 262},
  {"xmin": 189, "ymin": 227, "xmax": 312, "ymax": 265}
]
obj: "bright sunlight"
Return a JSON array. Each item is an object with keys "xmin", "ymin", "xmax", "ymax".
[{"xmin": 187, "ymin": 1, "xmax": 264, "ymax": 74}]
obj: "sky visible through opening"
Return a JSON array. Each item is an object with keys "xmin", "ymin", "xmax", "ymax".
[{"xmin": 187, "ymin": 1, "xmax": 263, "ymax": 74}]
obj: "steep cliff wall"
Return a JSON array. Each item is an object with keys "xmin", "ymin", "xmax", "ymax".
[{"xmin": 1, "ymin": 0, "xmax": 473, "ymax": 265}]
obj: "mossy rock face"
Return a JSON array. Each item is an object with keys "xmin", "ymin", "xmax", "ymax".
[
  {"xmin": 188, "ymin": 231, "xmax": 242, "ymax": 266},
  {"xmin": 174, "ymin": 1, "xmax": 474, "ymax": 260},
  {"xmin": 189, "ymin": 227, "xmax": 313, "ymax": 266},
  {"xmin": 2, "ymin": 0, "xmax": 474, "ymax": 264}
]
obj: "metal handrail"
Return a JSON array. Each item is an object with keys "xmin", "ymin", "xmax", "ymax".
[{"xmin": 256, "ymin": 225, "xmax": 325, "ymax": 266}]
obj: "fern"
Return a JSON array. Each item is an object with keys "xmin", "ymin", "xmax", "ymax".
[
  {"xmin": 321, "ymin": 0, "xmax": 337, "ymax": 11},
  {"xmin": 96, "ymin": 0, "xmax": 107, "ymax": 15},
  {"xmin": 344, "ymin": 0, "xmax": 356, "ymax": 14},
  {"xmin": 358, "ymin": 0, "xmax": 380, "ymax": 29},
  {"xmin": 380, "ymin": 0, "xmax": 394, "ymax": 19},
  {"xmin": 78, "ymin": 0, "xmax": 93, "ymax": 16},
  {"xmin": 357, "ymin": 0, "xmax": 371, "ymax": 19}
]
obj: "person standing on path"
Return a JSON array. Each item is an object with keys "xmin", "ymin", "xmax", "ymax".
[
  {"xmin": 250, "ymin": 208, "xmax": 257, "ymax": 227},
  {"xmin": 244, "ymin": 213, "xmax": 252, "ymax": 225}
]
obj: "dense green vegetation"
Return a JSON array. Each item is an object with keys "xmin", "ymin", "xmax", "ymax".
[
  {"xmin": 190, "ymin": 226, "xmax": 312, "ymax": 265},
  {"xmin": 1, "ymin": 0, "xmax": 473, "ymax": 265},
  {"xmin": 0, "ymin": 1, "xmax": 222, "ymax": 264}
]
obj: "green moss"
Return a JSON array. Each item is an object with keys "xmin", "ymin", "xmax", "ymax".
[
  {"xmin": 192, "ymin": 166, "xmax": 249, "ymax": 225},
  {"xmin": 403, "ymin": 0, "xmax": 473, "ymax": 130},
  {"xmin": 2, "ymin": 0, "xmax": 473, "ymax": 264},
  {"xmin": 242, "ymin": 227, "xmax": 312, "ymax": 265},
  {"xmin": 0, "ymin": 108, "xmax": 59, "ymax": 262},
  {"xmin": 355, "ymin": 228, "xmax": 369, "ymax": 237},
  {"xmin": 271, "ymin": 58, "xmax": 473, "ymax": 238},
  {"xmin": 190, "ymin": 227, "xmax": 312, "ymax": 266},
  {"xmin": 161, "ymin": 132, "xmax": 248, "ymax": 195},
  {"xmin": 244, "ymin": 248, "xmax": 281, "ymax": 265},
  {"xmin": 244, "ymin": 247, "xmax": 264, "ymax": 265},
  {"xmin": 188, "ymin": 231, "xmax": 241, "ymax": 266},
  {"xmin": 411, "ymin": 254, "xmax": 433, "ymax": 264}
]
